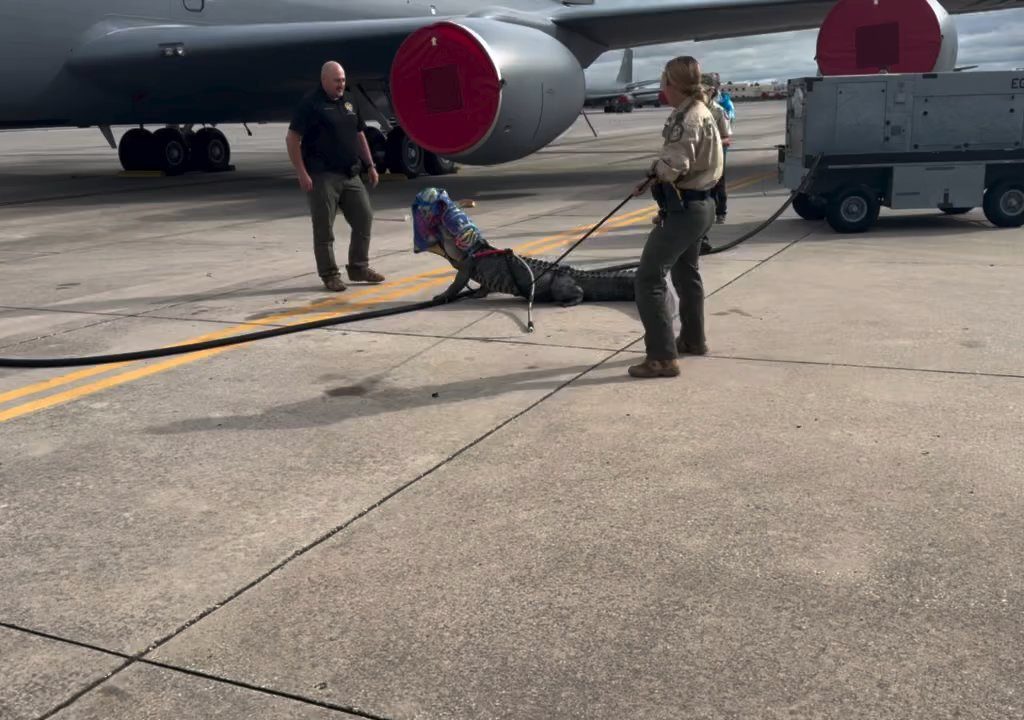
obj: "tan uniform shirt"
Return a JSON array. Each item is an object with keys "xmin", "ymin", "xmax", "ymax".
[
  {"xmin": 651, "ymin": 98, "xmax": 723, "ymax": 191},
  {"xmin": 709, "ymin": 100, "xmax": 732, "ymax": 141}
]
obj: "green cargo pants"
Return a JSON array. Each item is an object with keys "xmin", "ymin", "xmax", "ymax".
[
  {"xmin": 634, "ymin": 197, "xmax": 715, "ymax": 360},
  {"xmin": 307, "ymin": 172, "xmax": 373, "ymax": 278}
]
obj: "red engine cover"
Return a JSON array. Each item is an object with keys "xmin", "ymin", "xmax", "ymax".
[
  {"xmin": 389, "ymin": 23, "xmax": 502, "ymax": 156},
  {"xmin": 816, "ymin": 0, "xmax": 952, "ymax": 76}
]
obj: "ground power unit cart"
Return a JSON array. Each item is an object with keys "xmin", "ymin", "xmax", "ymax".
[{"xmin": 777, "ymin": 70, "xmax": 1024, "ymax": 232}]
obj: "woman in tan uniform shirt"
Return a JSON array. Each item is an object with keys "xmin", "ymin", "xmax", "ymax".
[{"xmin": 628, "ymin": 56, "xmax": 723, "ymax": 379}]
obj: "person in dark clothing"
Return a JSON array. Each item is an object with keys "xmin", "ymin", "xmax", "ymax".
[{"xmin": 286, "ymin": 61, "xmax": 383, "ymax": 291}]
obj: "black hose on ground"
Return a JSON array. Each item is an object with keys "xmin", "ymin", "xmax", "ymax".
[
  {"xmin": 703, "ymin": 154, "xmax": 824, "ymax": 255},
  {"xmin": 582, "ymin": 155, "xmax": 825, "ymax": 271},
  {"xmin": 0, "ymin": 290, "xmax": 475, "ymax": 368}
]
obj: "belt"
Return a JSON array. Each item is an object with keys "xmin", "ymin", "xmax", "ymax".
[{"xmin": 678, "ymin": 189, "xmax": 711, "ymax": 201}]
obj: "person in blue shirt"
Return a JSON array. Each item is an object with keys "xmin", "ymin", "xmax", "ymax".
[{"xmin": 698, "ymin": 74, "xmax": 734, "ymax": 254}]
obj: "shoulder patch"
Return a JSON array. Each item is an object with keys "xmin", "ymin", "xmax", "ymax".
[{"xmin": 668, "ymin": 119, "xmax": 685, "ymax": 142}]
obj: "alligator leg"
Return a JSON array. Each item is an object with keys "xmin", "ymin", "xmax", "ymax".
[{"xmin": 550, "ymin": 274, "xmax": 585, "ymax": 307}]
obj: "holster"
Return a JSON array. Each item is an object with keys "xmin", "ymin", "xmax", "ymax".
[{"xmin": 652, "ymin": 181, "xmax": 686, "ymax": 214}]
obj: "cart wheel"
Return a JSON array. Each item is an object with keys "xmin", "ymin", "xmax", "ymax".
[
  {"xmin": 939, "ymin": 206, "xmax": 973, "ymax": 215},
  {"xmin": 982, "ymin": 180, "xmax": 1024, "ymax": 228},
  {"xmin": 792, "ymin": 193, "xmax": 827, "ymax": 220},
  {"xmin": 826, "ymin": 185, "xmax": 880, "ymax": 233}
]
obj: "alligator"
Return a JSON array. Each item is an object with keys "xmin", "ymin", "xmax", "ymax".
[{"xmin": 411, "ymin": 187, "xmax": 636, "ymax": 306}]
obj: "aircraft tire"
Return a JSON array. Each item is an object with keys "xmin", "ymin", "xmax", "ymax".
[
  {"xmin": 424, "ymin": 151, "xmax": 456, "ymax": 176},
  {"xmin": 386, "ymin": 128, "xmax": 424, "ymax": 178},
  {"xmin": 153, "ymin": 127, "xmax": 189, "ymax": 175},
  {"xmin": 192, "ymin": 128, "xmax": 231, "ymax": 172},
  {"xmin": 118, "ymin": 129, "xmax": 155, "ymax": 172},
  {"xmin": 364, "ymin": 127, "xmax": 388, "ymax": 173}
]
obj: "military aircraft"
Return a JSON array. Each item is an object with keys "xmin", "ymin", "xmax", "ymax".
[
  {"xmin": 585, "ymin": 49, "xmax": 663, "ymax": 113},
  {"xmin": 0, "ymin": 0, "xmax": 1018, "ymax": 177},
  {"xmin": 627, "ymin": 80, "xmax": 667, "ymax": 109}
]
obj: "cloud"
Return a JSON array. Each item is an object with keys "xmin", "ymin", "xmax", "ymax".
[{"xmin": 585, "ymin": 8, "xmax": 1024, "ymax": 85}]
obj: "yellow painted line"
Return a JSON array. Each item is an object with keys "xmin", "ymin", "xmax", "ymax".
[
  {"xmin": 0, "ymin": 276, "xmax": 454, "ymax": 424},
  {"xmin": 1, "ymin": 171, "xmax": 777, "ymax": 422},
  {"xmin": 0, "ymin": 273, "xmax": 448, "ymax": 408},
  {"xmin": 0, "ymin": 364, "xmax": 130, "ymax": 405},
  {"xmin": 0, "ymin": 320, "xmax": 283, "ymax": 406}
]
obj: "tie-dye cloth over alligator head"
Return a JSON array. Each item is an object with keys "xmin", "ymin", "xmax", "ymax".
[
  {"xmin": 411, "ymin": 186, "xmax": 637, "ymax": 308},
  {"xmin": 411, "ymin": 187, "xmax": 488, "ymax": 260}
]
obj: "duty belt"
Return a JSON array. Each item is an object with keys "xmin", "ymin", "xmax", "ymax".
[{"xmin": 652, "ymin": 182, "xmax": 710, "ymax": 213}]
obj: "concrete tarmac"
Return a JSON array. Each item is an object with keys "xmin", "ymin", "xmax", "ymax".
[{"xmin": 1, "ymin": 103, "xmax": 1022, "ymax": 720}]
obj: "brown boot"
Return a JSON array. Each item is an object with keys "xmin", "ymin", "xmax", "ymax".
[
  {"xmin": 676, "ymin": 338, "xmax": 708, "ymax": 355},
  {"xmin": 322, "ymin": 274, "xmax": 347, "ymax": 292},
  {"xmin": 346, "ymin": 265, "xmax": 385, "ymax": 283},
  {"xmin": 628, "ymin": 358, "xmax": 681, "ymax": 378}
]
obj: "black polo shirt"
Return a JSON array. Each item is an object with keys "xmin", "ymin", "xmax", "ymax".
[{"xmin": 289, "ymin": 87, "xmax": 368, "ymax": 175}]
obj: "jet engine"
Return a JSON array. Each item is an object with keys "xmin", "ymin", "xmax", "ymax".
[
  {"xmin": 389, "ymin": 19, "xmax": 585, "ymax": 166},
  {"xmin": 816, "ymin": 0, "xmax": 959, "ymax": 76}
]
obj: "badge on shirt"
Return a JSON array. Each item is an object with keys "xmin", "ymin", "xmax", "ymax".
[{"xmin": 344, "ymin": 102, "xmax": 354, "ymax": 113}]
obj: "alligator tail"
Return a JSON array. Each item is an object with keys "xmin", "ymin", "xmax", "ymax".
[
  {"xmin": 575, "ymin": 268, "xmax": 636, "ymax": 302},
  {"xmin": 520, "ymin": 255, "xmax": 635, "ymax": 302}
]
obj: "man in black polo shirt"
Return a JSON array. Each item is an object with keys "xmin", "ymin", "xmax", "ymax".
[{"xmin": 286, "ymin": 61, "xmax": 383, "ymax": 291}]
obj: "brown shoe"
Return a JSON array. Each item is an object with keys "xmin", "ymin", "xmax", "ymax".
[
  {"xmin": 628, "ymin": 358, "xmax": 680, "ymax": 378},
  {"xmin": 346, "ymin": 265, "xmax": 385, "ymax": 283},
  {"xmin": 322, "ymin": 275, "xmax": 347, "ymax": 292},
  {"xmin": 676, "ymin": 338, "xmax": 708, "ymax": 355}
]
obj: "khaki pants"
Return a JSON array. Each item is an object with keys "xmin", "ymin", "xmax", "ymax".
[
  {"xmin": 307, "ymin": 172, "xmax": 373, "ymax": 278},
  {"xmin": 634, "ymin": 198, "xmax": 715, "ymax": 360}
]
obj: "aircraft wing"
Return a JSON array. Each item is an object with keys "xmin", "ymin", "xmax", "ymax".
[
  {"xmin": 551, "ymin": 0, "xmax": 1024, "ymax": 48},
  {"xmin": 65, "ymin": 17, "xmax": 436, "ymax": 93},
  {"xmin": 66, "ymin": 0, "xmax": 1024, "ymax": 93}
]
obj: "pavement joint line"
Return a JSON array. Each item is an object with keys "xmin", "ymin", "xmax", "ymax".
[
  {"xmin": 0, "ymin": 622, "xmax": 389, "ymax": 720},
  {"xmin": 334, "ymin": 323, "xmax": 1024, "ymax": 381},
  {"xmin": 0, "ymin": 172, "xmax": 771, "ymax": 420},
  {"xmin": 34, "ymin": 657, "xmax": 136, "ymax": 720},
  {"xmin": 7, "ymin": 312, "xmax": 505, "ymax": 720},
  {"xmin": 0, "ymin": 315, "xmax": 127, "ymax": 353},
  {"xmin": 701, "ymin": 353, "xmax": 1024, "ymax": 381},
  {"xmin": 0, "ymin": 172, "xmax": 290, "ymax": 209},
  {"xmin": 124, "ymin": 340, "xmax": 626, "ymax": 685},
  {"xmin": 13, "ymin": 321, "xmax": 610, "ymax": 715},
  {"xmin": 0, "ymin": 213, "xmax": 304, "ymax": 258}
]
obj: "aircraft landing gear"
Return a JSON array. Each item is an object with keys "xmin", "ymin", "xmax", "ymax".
[
  {"xmin": 365, "ymin": 125, "xmax": 456, "ymax": 179},
  {"xmin": 116, "ymin": 125, "xmax": 232, "ymax": 174},
  {"xmin": 188, "ymin": 127, "xmax": 231, "ymax": 172},
  {"xmin": 118, "ymin": 129, "xmax": 155, "ymax": 171},
  {"xmin": 152, "ymin": 127, "xmax": 189, "ymax": 175}
]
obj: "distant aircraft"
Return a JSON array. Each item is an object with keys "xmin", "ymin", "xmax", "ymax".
[
  {"xmin": 0, "ymin": 0, "xmax": 1018, "ymax": 176},
  {"xmin": 585, "ymin": 49, "xmax": 663, "ymax": 112},
  {"xmin": 628, "ymin": 80, "xmax": 666, "ymax": 109}
]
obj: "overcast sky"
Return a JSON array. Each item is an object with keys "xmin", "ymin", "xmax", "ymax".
[{"xmin": 584, "ymin": 7, "xmax": 1024, "ymax": 86}]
